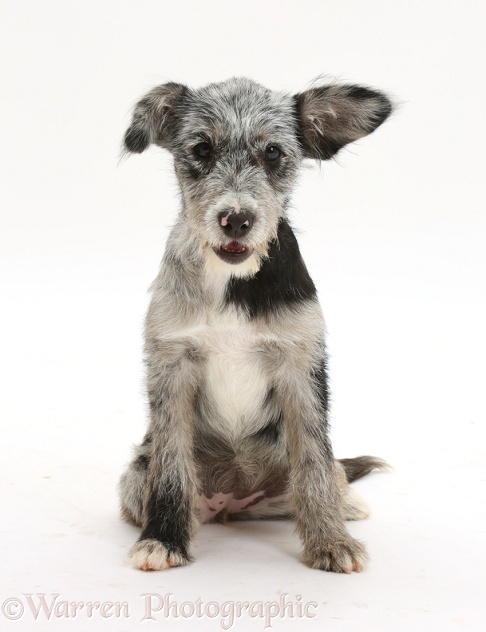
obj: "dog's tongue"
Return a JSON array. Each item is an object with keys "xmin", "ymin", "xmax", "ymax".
[{"xmin": 225, "ymin": 241, "xmax": 246, "ymax": 253}]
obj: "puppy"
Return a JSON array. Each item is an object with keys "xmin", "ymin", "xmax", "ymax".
[{"xmin": 119, "ymin": 77, "xmax": 392, "ymax": 572}]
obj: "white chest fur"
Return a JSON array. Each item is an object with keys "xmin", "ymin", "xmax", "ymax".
[
  {"xmin": 158, "ymin": 299, "xmax": 269, "ymax": 441},
  {"xmin": 200, "ymin": 305, "xmax": 269, "ymax": 440}
]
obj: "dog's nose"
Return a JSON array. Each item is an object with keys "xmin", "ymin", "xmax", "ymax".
[{"xmin": 218, "ymin": 211, "xmax": 254, "ymax": 239}]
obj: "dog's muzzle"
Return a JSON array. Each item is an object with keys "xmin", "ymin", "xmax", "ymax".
[{"xmin": 215, "ymin": 210, "xmax": 255, "ymax": 264}]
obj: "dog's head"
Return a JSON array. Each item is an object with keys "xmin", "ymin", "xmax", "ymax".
[{"xmin": 123, "ymin": 77, "xmax": 392, "ymax": 274}]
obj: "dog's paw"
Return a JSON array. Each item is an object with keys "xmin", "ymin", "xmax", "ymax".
[
  {"xmin": 130, "ymin": 539, "xmax": 190, "ymax": 571},
  {"xmin": 304, "ymin": 537, "xmax": 368, "ymax": 573}
]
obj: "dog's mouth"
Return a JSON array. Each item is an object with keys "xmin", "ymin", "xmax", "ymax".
[{"xmin": 214, "ymin": 242, "xmax": 254, "ymax": 265}]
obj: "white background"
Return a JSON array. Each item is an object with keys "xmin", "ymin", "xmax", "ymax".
[{"xmin": 1, "ymin": 1, "xmax": 485, "ymax": 630}]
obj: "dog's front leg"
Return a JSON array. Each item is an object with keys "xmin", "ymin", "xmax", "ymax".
[
  {"xmin": 276, "ymin": 357, "xmax": 368, "ymax": 573},
  {"xmin": 130, "ymin": 339, "xmax": 201, "ymax": 571}
]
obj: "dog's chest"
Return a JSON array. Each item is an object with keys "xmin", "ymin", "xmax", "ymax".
[{"xmin": 197, "ymin": 307, "xmax": 270, "ymax": 438}]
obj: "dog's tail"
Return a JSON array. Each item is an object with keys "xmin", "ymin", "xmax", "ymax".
[{"xmin": 338, "ymin": 456, "xmax": 390, "ymax": 483}]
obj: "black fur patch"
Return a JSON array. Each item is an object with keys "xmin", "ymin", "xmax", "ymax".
[
  {"xmin": 251, "ymin": 412, "xmax": 283, "ymax": 444},
  {"xmin": 134, "ymin": 454, "xmax": 149, "ymax": 470},
  {"xmin": 302, "ymin": 357, "xmax": 333, "ymax": 460},
  {"xmin": 225, "ymin": 219, "xmax": 317, "ymax": 317},
  {"xmin": 124, "ymin": 117, "xmax": 151, "ymax": 153},
  {"xmin": 310, "ymin": 357, "xmax": 331, "ymax": 417},
  {"xmin": 140, "ymin": 477, "xmax": 192, "ymax": 558}
]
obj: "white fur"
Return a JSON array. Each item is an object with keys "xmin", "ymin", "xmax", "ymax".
[
  {"xmin": 203, "ymin": 312, "xmax": 269, "ymax": 440},
  {"xmin": 171, "ymin": 299, "xmax": 270, "ymax": 441},
  {"xmin": 202, "ymin": 247, "xmax": 260, "ymax": 295},
  {"xmin": 198, "ymin": 252, "xmax": 270, "ymax": 440},
  {"xmin": 130, "ymin": 539, "xmax": 188, "ymax": 570}
]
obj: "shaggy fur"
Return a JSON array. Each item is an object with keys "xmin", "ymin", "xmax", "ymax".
[{"xmin": 119, "ymin": 76, "xmax": 392, "ymax": 573}]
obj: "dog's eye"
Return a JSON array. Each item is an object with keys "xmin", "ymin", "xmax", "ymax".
[
  {"xmin": 194, "ymin": 142, "xmax": 212, "ymax": 160},
  {"xmin": 265, "ymin": 146, "xmax": 281, "ymax": 161}
]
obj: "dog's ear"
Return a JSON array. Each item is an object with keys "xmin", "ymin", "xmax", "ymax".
[
  {"xmin": 123, "ymin": 82, "xmax": 188, "ymax": 153},
  {"xmin": 294, "ymin": 84, "xmax": 393, "ymax": 160}
]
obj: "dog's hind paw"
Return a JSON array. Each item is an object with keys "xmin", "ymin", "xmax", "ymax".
[
  {"xmin": 342, "ymin": 487, "xmax": 371, "ymax": 521},
  {"xmin": 130, "ymin": 539, "xmax": 190, "ymax": 571},
  {"xmin": 303, "ymin": 537, "xmax": 368, "ymax": 573}
]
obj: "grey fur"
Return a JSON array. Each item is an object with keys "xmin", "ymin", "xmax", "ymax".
[
  {"xmin": 119, "ymin": 76, "xmax": 392, "ymax": 573},
  {"xmin": 339, "ymin": 456, "xmax": 390, "ymax": 483}
]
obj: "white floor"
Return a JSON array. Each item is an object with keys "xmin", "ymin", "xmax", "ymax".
[
  {"xmin": 2, "ymin": 260, "xmax": 485, "ymax": 631},
  {"xmin": 2, "ymin": 1, "xmax": 486, "ymax": 630}
]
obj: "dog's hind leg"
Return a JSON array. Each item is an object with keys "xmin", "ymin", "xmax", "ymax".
[
  {"xmin": 334, "ymin": 461, "xmax": 370, "ymax": 521},
  {"xmin": 337, "ymin": 457, "xmax": 389, "ymax": 521}
]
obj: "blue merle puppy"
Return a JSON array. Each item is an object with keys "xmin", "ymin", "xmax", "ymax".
[{"xmin": 119, "ymin": 77, "xmax": 392, "ymax": 573}]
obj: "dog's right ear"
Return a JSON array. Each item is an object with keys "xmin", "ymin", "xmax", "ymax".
[{"xmin": 123, "ymin": 82, "xmax": 188, "ymax": 153}]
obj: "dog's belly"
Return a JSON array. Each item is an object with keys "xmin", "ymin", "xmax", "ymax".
[{"xmin": 197, "ymin": 490, "xmax": 288, "ymax": 522}]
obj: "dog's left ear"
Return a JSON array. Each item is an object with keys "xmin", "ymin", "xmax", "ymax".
[{"xmin": 295, "ymin": 84, "xmax": 393, "ymax": 160}]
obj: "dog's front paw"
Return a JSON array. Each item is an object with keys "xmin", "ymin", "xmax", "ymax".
[
  {"xmin": 130, "ymin": 539, "xmax": 190, "ymax": 571},
  {"xmin": 304, "ymin": 537, "xmax": 368, "ymax": 573}
]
